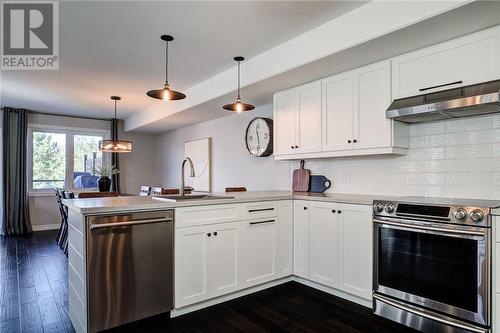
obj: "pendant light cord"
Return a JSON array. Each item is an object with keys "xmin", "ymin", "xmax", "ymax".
[
  {"xmin": 114, "ymin": 99, "xmax": 117, "ymax": 118},
  {"xmin": 165, "ymin": 39, "xmax": 169, "ymax": 84},
  {"xmin": 237, "ymin": 60, "xmax": 241, "ymax": 99}
]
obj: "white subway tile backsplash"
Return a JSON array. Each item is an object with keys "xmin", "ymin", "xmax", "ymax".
[
  {"xmin": 409, "ymin": 122, "xmax": 444, "ymax": 137},
  {"xmin": 307, "ymin": 114, "xmax": 500, "ymax": 200},
  {"xmin": 407, "ymin": 148, "xmax": 444, "ymax": 160},
  {"xmin": 445, "ymin": 116, "xmax": 492, "ymax": 133},
  {"xmin": 425, "ymin": 133, "xmax": 467, "ymax": 147},
  {"xmin": 444, "ymin": 144, "xmax": 491, "ymax": 159},
  {"xmin": 425, "ymin": 160, "xmax": 466, "ymax": 172},
  {"xmin": 468, "ymin": 129, "xmax": 500, "ymax": 144}
]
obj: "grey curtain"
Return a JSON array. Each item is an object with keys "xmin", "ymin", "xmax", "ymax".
[
  {"xmin": 1, "ymin": 107, "xmax": 32, "ymax": 235},
  {"xmin": 110, "ymin": 118, "xmax": 121, "ymax": 194}
]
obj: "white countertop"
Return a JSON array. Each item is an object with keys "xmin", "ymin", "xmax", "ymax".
[{"xmin": 62, "ymin": 191, "xmax": 500, "ymax": 215}]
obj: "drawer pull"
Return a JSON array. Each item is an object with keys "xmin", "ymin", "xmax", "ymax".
[
  {"xmin": 248, "ymin": 208, "xmax": 274, "ymax": 213},
  {"xmin": 249, "ymin": 219, "xmax": 275, "ymax": 225},
  {"xmin": 419, "ymin": 80, "xmax": 462, "ymax": 92}
]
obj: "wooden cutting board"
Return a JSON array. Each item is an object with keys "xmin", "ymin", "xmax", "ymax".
[{"xmin": 292, "ymin": 160, "xmax": 310, "ymax": 192}]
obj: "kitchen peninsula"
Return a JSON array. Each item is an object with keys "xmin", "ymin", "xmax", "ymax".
[{"xmin": 64, "ymin": 191, "xmax": 379, "ymax": 333}]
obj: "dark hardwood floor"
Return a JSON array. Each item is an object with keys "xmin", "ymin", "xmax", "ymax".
[{"xmin": 1, "ymin": 230, "xmax": 416, "ymax": 333}]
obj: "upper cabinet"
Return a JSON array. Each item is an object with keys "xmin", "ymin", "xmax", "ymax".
[
  {"xmin": 274, "ymin": 60, "xmax": 408, "ymax": 160},
  {"xmin": 274, "ymin": 81, "xmax": 322, "ymax": 155},
  {"xmin": 392, "ymin": 26, "xmax": 500, "ymax": 99}
]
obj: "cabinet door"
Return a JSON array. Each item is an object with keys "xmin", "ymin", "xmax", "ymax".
[
  {"xmin": 240, "ymin": 219, "xmax": 277, "ymax": 287},
  {"xmin": 310, "ymin": 201, "xmax": 339, "ymax": 288},
  {"xmin": 296, "ymin": 81, "xmax": 322, "ymax": 153},
  {"xmin": 392, "ymin": 26, "xmax": 500, "ymax": 99},
  {"xmin": 338, "ymin": 204, "xmax": 372, "ymax": 300},
  {"xmin": 353, "ymin": 60, "xmax": 392, "ymax": 150},
  {"xmin": 273, "ymin": 90, "xmax": 297, "ymax": 155},
  {"xmin": 322, "ymin": 72, "xmax": 354, "ymax": 151},
  {"xmin": 293, "ymin": 201, "xmax": 310, "ymax": 278},
  {"xmin": 211, "ymin": 222, "xmax": 240, "ymax": 297},
  {"xmin": 277, "ymin": 200, "xmax": 293, "ymax": 278},
  {"xmin": 175, "ymin": 225, "xmax": 212, "ymax": 307}
]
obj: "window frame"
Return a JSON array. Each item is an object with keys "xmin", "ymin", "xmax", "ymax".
[{"xmin": 28, "ymin": 123, "xmax": 110, "ymax": 195}]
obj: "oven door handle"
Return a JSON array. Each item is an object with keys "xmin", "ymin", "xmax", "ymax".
[
  {"xmin": 373, "ymin": 294, "xmax": 488, "ymax": 333},
  {"xmin": 373, "ymin": 219, "xmax": 486, "ymax": 238}
]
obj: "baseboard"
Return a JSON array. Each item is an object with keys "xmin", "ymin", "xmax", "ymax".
[
  {"xmin": 293, "ymin": 276, "xmax": 372, "ymax": 308},
  {"xmin": 32, "ymin": 223, "xmax": 60, "ymax": 231},
  {"xmin": 171, "ymin": 275, "xmax": 372, "ymax": 318},
  {"xmin": 171, "ymin": 276, "xmax": 293, "ymax": 318}
]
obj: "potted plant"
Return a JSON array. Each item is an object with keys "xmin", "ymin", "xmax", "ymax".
[{"xmin": 94, "ymin": 165, "xmax": 119, "ymax": 192}]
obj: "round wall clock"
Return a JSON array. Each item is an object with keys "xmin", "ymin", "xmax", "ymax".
[{"xmin": 245, "ymin": 117, "xmax": 273, "ymax": 157}]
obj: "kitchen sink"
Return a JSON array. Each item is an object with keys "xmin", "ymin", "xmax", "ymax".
[{"xmin": 151, "ymin": 194, "xmax": 234, "ymax": 202}]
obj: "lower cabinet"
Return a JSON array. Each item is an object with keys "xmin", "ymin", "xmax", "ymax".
[
  {"xmin": 175, "ymin": 201, "xmax": 293, "ymax": 308},
  {"xmin": 293, "ymin": 200, "xmax": 372, "ymax": 300}
]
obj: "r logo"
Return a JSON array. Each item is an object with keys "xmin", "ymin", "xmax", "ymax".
[{"xmin": 2, "ymin": 2, "xmax": 54, "ymax": 55}]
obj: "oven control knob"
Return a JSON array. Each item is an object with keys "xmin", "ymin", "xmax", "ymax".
[
  {"xmin": 453, "ymin": 208, "xmax": 468, "ymax": 221},
  {"xmin": 470, "ymin": 209, "xmax": 484, "ymax": 223},
  {"xmin": 373, "ymin": 203, "xmax": 384, "ymax": 213},
  {"xmin": 385, "ymin": 203, "xmax": 395, "ymax": 214}
]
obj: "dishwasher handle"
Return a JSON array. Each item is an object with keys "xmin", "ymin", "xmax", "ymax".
[{"xmin": 90, "ymin": 217, "xmax": 173, "ymax": 230}]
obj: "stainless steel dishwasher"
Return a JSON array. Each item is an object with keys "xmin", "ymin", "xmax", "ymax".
[{"xmin": 86, "ymin": 210, "xmax": 174, "ymax": 333}]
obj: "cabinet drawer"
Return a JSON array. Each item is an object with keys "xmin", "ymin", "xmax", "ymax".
[
  {"xmin": 176, "ymin": 204, "xmax": 240, "ymax": 228},
  {"xmin": 242, "ymin": 202, "xmax": 279, "ymax": 219}
]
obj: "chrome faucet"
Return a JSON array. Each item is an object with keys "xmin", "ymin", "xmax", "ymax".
[{"xmin": 180, "ymin": 157, "xmax": 195, "ymax": 196}]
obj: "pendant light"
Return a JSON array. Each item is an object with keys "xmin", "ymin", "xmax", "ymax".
[
  {"xmin": 223, "ymin": 56, "xmax": 254, "ymax": 113},
  {"xmin": 147, "ymin": 35, "xmax": 186, "ymax": 101},
  {"xmin": 99, "ymin": 96, "xmax": 132, "ymax": 153}
]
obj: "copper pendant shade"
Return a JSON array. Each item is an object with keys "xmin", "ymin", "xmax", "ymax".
[
  {"xmin": 99, "ymin": 96, "xmax": 132, "ymax": 153},
  {"xmin": 223, "ymin": 56, "xmax": 255, "ymax": 113},
  {"xmin": 147, "ymin": 35, "xmax": 186, "ymax": 101}
]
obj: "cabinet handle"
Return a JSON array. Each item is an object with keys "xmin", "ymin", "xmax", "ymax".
[
  {"xmin": 291, "ymin": 145, "xmax": 294, "ymax": 149},
  {"xmin": 303, "ymin": 207, "xmax": 308, "ymax": 210},
  {"xmin": 207, "ymin": 233, "xmax": 211, "ymax": 237},
  {"xmin": 338, "ymin": 210, "xmax": 342, "ymax": 214},
  {"xmin": 419, "ymin": 80, "xmax": 462, "ymax": 92},
  {"xmin": 353, "ymin": 139, "xmax": 357, "ymax": 143},
  {"xmin": 249, "ymin": 219, "xmax": 275, "ymax": 225},
  {"xmin": 294, "ymin": 145, "xmax": 299, "ymax": 149},
  {"xmin": 347, "ymin": 140, "xmax": 352, "ymax": 143},
  {"xmin": 249, "ymin": 208, "xmax": 274, "ymax": 213},
  {"xmin": 331, "ymin": 209, "xmax": 336, "ymax": 213},
  {"xmin": 213, "ymin": 232, "xmax": 218, "ymax": 236}
]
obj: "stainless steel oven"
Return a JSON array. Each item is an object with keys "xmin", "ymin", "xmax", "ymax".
[{"xmin": 372, "ymin": 200, "xmax": 491, "ymax": 333}]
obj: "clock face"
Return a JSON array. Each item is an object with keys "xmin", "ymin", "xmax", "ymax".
[{"xmin": 245, "ymin": 117, "xmax": 273, "ymax": 157}]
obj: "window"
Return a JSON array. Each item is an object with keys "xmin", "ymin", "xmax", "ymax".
[{"xmin": 29, "ymin": 125, "xmax": 110, "ymax": 193}]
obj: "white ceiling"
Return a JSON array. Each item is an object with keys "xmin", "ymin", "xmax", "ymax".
[{"xmin": 1, "ymin": 1, "xmax": 367, "ymax": 120}]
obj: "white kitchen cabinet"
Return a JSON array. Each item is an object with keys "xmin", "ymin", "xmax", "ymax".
[
  {"xmin": 175, "ymin": 224, "xmax": 213, "ymax": 307},
  {"xmin": 211, "ymin": 222, "xmax": 240, "ymax": 297},
  {"xmin": 273, "ymin": 82, "xmax": 322, "ymax": 156},
  {"xmin": 277, "ymin": 200, "xmax": 293, "ymax": 278},
  {"xmin": 322, "ymin": 71, "xmax": 353, "ymax": 151},
  {"xmin": 275, "ymin": 59, "xmax": 407, "ymax": 160},
  {"xmin": 353, "ymin": 61, "xmax": 392, "ymax": 150},
  {"xmin": 309, "ymin": 201, "xmax": 339, "ymax": 288},
  {"xmin": 293, "ymin": 200, "xmax": 310, "ymax": 279},
  {"xmin": 175, "ymin": 222, "xmax": 242, "ymax": 307},
  {"xmin": 392, "ymin": 26, "xmax": 500, "ymax": 99},
  {"xmin": 274, "ymin": 90, "xmax": 296, "ymax": 155},
  {"xmin": 338, "ymin": 204, "xmax": 372, "ymax": 300},
  {"xmin": 240, "ymin": 218, "xmax": 277, "ymax": 287}
]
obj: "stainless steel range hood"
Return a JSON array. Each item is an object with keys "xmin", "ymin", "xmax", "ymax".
[{"xmin": 386, "ymin": 80, "xmax": 500, "ymax": 124}]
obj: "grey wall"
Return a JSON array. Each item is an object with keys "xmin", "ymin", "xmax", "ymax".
[{"xmin": 155, "ymin": 104, "xmax": 291, "ymax": 192}]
